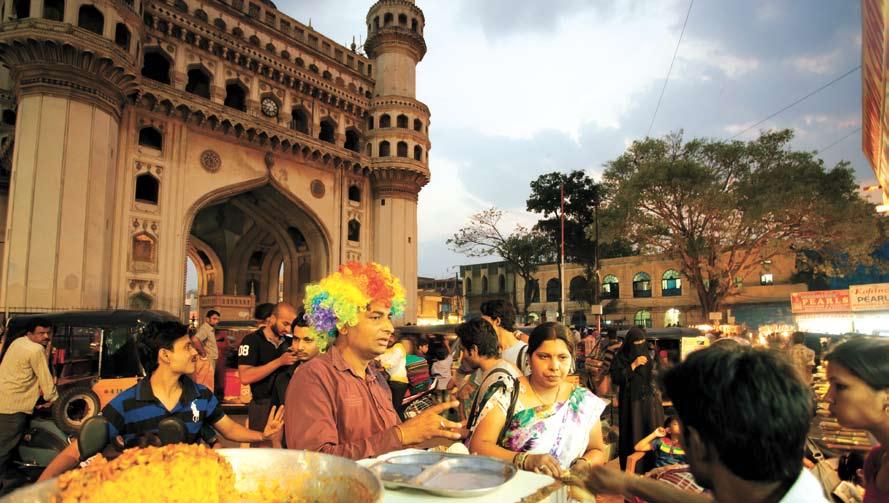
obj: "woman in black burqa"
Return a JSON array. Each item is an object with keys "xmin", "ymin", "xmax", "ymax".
[{"xmin": 611, "ymin": 326, "xmax": 665, "ymax": 470}]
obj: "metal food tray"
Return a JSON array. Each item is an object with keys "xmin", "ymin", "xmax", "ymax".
[{"xmin": 370, "ymin": 452, "xmax": 517, "ymax": 498}]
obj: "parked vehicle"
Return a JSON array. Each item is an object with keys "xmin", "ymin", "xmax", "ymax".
[
  {"xmin": 0, "ymin": 310, "xmax": 176, "ymax": 490},
  {"xmin": 4, "ymin": 310, "xmax": 179, "ymax": 435}
]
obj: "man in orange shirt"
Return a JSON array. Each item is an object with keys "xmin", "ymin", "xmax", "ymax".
[{"xmin": 284, "ymin": 262, "xmax": 464, "ymax": 459}]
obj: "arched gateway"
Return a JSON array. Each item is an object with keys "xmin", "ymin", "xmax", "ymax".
[
  {"xmin": 0, "ymin": 0, "xmax": 430, "ymax": 322},
  {"xmin": 186, "ymin": 182, "xmax": 330, "ymax": 314}
]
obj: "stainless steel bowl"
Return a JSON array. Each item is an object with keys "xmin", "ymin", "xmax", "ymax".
[{"xmin": 0, "ymin": 448, "xmax": 383, "ymax": 502}]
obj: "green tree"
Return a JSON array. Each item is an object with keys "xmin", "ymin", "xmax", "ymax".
[
  {"xmin": 526, "ymin": 171, "xmax": 633, "ymax": 311},
  {"xmin": 601, "ymin": 129, "xmax": 882, "ymax": 317},
  {"xmin": 447, "ymin": 208, "xmax": 552, "ymax": 315}
]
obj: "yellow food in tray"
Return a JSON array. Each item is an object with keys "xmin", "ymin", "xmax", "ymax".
[
  {"xmin": 51, "ymin": 444, "xmax": 370, "ymax": 503},
  {"xmin": 54, "ymin": 444, "xmax": 237, "ymax": 503}
]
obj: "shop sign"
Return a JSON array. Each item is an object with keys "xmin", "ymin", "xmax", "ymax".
[
  {"xmin": 850, "ymin": 283, "xmax": 889, "ymax": 312},
  {"xmin": 790, "ymin": 290, "xmax": 850, "ymax": 314}
]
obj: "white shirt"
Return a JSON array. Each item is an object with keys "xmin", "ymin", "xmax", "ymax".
[
  {"xmin": 778, "ymin": 468, "xmax": 830, "ymax": 503},
  {"xmin": 501, "ymin": 341, "xmax": 531, "ymax": 376}
]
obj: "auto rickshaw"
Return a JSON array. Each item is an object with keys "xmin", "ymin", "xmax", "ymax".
[{"xmin": 4, "ymin": 310, "xmax": 179, "ymax": 435}]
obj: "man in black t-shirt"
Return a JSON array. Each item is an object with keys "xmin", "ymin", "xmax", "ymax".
[{"xmin": 238, "ymin": 302, "xmax": 297, "ymax": 446}]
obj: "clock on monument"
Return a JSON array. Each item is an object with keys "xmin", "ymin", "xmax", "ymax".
[{"xmin": 260, "ymin": 97, "xmax": 279, "ymax": 118}]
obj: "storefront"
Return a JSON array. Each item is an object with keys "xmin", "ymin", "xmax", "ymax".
[
  {"xmin": 791, "ymin": 290, "xmax": 853, "ymax": 334},
  {"xmin": 790, "ymin": 284, "xmax": 889, "ymax": 336},
  {"xmin": 849, "ymin": 283, "xmax": 889, "ymax": 336}
]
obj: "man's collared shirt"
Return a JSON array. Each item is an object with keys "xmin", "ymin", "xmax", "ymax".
[
  {"xmin": 0, "ymin": 336, "xmax": 58, "ymax": 414},
  {"xmin": 779, "ymin": 467, "xmax": 830, "ymax": 502},
  {"xmin": 101, "ymin": 376, "xmax": 224, "ymax": 447},
  {"xmin": 195, "ymin": 322, "xmax": 218, "ymax": 361},
  {"xmin": 284, "ymin": 345, "xmax": 402, "ymax": 460}
]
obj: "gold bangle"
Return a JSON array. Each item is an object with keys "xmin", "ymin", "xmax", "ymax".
[{"xmin": 514, "ymin": 452, "xmax": 528, "ymax": 470}]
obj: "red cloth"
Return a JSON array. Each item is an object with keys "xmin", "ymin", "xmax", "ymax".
[
  {"xmin": 864, "ymin": 445, "xmax": 889, "ymax": 503},
  {"xmin": 284, "ymin": 345, "xmax": 403, "ymax": 460}
]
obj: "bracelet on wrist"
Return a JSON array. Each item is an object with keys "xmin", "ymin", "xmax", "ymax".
[{"xmin": 514, "ymin": 452, "xmax": 529, "ymax": 470}]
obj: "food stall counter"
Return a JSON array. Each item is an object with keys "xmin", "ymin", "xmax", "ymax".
[{"xmin": 357, "ymin": 449, "xmax": 568, "ymax": 503}]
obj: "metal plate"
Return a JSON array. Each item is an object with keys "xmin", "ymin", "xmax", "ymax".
[
  {"xmin": 371, "ymin": 453, "xmax": 517, "ymax": 498},
  {"xmin": 0, "ymin": 448, "xmax": 383, "ymax": 503}
]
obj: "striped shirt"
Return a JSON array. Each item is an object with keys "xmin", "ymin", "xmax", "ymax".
[
  {"xmin": 101, "ymin": 376, "xmax": 224, "ymax": 447},
  {"xmin": 0, "ymin": 336, "xmax": 58, "ymax": 414}
]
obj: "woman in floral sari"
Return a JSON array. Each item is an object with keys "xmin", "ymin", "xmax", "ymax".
[{"xmin": 468, "ymin": 322, "xmax": 607, "ymax": 483}]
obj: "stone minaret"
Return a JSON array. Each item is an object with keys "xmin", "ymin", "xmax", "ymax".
[
  {"xmin": 0, "ymin": 0, "xmax": 141, "ymax": 310},
  {"xmin": 365, "ymin": 0, "xmax": 430, "ymax": 322}
]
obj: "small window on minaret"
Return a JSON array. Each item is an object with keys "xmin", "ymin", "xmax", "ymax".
[
  {"xmin": 348, "ymin": 219, "xmax": 360, "ymax": 242},
  {"xmin": 138, "ymin": 126, "xmax": 163, "ymax": 150},
  {"xmin": 348, "ymin": 185, "xmax": 361, "ymax": 203},
  {"xmin": 135, "ymin": 173, "xmax": 159, "ymax": 204}
]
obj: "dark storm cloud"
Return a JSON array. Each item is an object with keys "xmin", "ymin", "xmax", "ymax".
[{"xmin": 687, "ymin": 0, "xmax": 859, "ymax": 60}]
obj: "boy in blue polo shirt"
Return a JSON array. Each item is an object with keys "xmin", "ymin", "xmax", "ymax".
[{"xmin": 39, "ymin": 321, "xmax": 283, "ymax": 480}]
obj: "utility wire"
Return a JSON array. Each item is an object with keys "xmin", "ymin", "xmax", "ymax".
[
  {"xmin": 647, "ymin": 0, "xmax": 694, "ymax": 138},
  {"xmin": 817, "ymin": 126, "xmax": 861, "ymax": 154},
  {"xmin": 729, "ymin": 65, "xmax": 861, "ymax": 140}
]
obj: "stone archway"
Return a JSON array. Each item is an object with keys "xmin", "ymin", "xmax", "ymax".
[
  {"xmin": 186, "ymin": 235, "xmax": 224, "ymax": 296},
  {"xmin": 184, "ymin": 183, "xmax": 330, "ymax": 310}
]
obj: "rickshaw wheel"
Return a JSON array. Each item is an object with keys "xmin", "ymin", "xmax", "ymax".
[{"xmin": 53, "ymin": 385, "xmax": 100, "ymax": 435}]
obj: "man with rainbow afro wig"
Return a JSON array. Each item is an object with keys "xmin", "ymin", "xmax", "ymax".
[{"xmin": 284, "ymin": 262, "xmax": 463, "ymax": 459}]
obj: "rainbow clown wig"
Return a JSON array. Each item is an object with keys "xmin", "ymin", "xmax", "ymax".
[{"xmin": 303, "ymin": 262, "xmax": 406, "ymax": 351}]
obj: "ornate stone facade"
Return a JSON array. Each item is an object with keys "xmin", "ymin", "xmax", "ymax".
[{"xmin": 0, "ymin": 0, "xmax": 430, "ymax": 321}]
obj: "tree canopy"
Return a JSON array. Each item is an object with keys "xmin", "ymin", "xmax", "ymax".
[
  {"xmin": 447, "ymin": 208, "xmax": 552, "ymax": 314},
  {"xmin": 527, "ymin": 170, "xmax": 633, "ymax": 305},
  {"xmin": 601, "ymin": 129, "xmax": 883, "ymax": 316}
]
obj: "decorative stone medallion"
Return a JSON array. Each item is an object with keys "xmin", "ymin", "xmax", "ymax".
[
  {"xmin": 310, "ymin": 179, "xmax": 325, "ymax": 198},
  {"xmin": 200, "ymin": 149, "xmax": 221, "ymax": 173}
]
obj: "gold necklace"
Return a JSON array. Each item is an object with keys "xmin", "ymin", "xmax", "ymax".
[{"xmin": 529, "ymin": 380, "xmax": 561, "ymax": 408}]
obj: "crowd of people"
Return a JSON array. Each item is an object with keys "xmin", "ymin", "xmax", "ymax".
[{"xmin": 1, "ymin": 261, "xmax": 889, "ymax": 502}]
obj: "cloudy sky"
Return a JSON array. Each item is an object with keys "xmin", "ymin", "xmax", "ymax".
[{"xmin": 260, "ymin": 1, "xmax": 866, "ymax": 279}]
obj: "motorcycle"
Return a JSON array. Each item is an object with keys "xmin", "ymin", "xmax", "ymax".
[{"xmin": 1, "ymin": 409, "xmax": 70, "ymax": 496}]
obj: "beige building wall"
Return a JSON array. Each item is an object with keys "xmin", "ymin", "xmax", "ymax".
[
  {"xmin": 462, "ymin": 252, "xmax": 807, "ymax": 329},
  {"xmin": 373, "ymin": 52, "xmax": 417, "ymax": 98},
  {"xmin": 372, "ymin": 195, "xmax": 418, "ymax": 321},
  {"xmin": 2, "ymin": 95, "xmax": 118, "ymax": 311}
]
